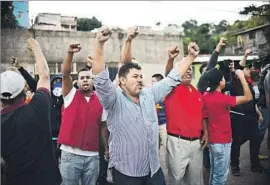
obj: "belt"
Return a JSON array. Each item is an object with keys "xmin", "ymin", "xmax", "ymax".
[{"xmin": 167, "ymin": 132, "xmax": 200, "ymax": 141}]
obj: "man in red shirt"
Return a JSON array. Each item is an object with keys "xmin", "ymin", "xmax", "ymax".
[
  {"xmin": 164, "ymin": 47, "xmax": 207, "ymax": 185},
  {"xmin": 202, "ymin": 68, "xmax": 252, "ymax": 185}
]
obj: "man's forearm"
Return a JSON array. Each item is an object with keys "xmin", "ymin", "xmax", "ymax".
[
  {"xmin": 62, "ymin": 52, "xmax": 73, "ymax": 76},
  {"xmin": 93, "ymin": 43, "xmax": 105, "ymax": 75},
  {"xmin": 239, "ymin": 55, "xmax": 248, "ymax": 67},
  {"xmin": 121, "ymin": 40, "xmax": 132, "ymax": 63},
  {"xmin": 206, "ymin": 50, "xmax": 219, "ymax": 71},
  {"xmin": 176, "ymin": 55, "xmax": 196, "ymax": 77},
  {"xmin": 239, "ymin": 77, "xmax": 252, "ymax": 100},
  {"xmin": 18, "ymin": 66, "xmax": 37, "ymax": 92},
  {"xmin": 165, "ymin": 59, "xmax": 174, "ymax": 77},
  {"xmin": 101, "ymin": 123, "xmax": 109, "ymax": 151},
  {"xmin": 32, "ymin": 47, "xmax": 49, "ymax": 78},
  {"xmin": 202, "ymin": 119, "xmax": 208, "ymax": 135}
]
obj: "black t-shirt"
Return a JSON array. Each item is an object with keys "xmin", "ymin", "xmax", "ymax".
[
  {"xmin": 1, "ymin": 88, "xmax": 62, "ymax": 185},
  {"xmin": 230, "ymin": 82, "xmax": 257, "ymax": 118}
]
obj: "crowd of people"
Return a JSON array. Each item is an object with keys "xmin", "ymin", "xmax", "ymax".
[{"xmin": 1, "ymin": 26, "xmax": 270, "ymax": 185}]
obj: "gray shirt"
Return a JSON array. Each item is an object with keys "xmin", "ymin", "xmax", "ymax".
[{"xmin": 93, "ymin": 67, "xmax": 181, "ymax": 177}]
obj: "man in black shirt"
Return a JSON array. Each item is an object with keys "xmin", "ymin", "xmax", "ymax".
[
  {"xmin": 229, "ymin": 54, "xmax": 265, "ymax": 176},
  {"xmin": 1, "ymin": 38, "xmax": 62, "ymax": 185}
]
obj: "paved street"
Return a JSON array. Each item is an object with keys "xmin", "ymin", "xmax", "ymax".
[{"xmin": 160, "ymin": 135, "xmax": 270, "ymax": 185}]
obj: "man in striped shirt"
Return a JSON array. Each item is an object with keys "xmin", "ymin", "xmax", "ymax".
[{"xmin": 92, "ymin": 27, "xmax": 199, "ymax": 185}]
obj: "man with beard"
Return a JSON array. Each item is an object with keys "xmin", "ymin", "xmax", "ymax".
[
  {"xmin": 92, "ymin": 27, "xmax": 199, "ymax": 185},
  {"xmin": 58, "ymin": 44, "xmax": 108, "ymax": 185}
]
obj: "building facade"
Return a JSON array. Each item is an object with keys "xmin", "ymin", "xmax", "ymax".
[{"xmin": 33, "ymin": 13, "xmax": 77, "ymax": 31}]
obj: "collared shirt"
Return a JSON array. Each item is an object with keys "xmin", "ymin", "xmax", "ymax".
[{"xmin": 93, "ymin": 67, "xmax": 181, "ymax": 177}]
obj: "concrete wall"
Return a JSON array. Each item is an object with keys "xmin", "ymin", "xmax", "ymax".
[{"xmin": 1, "ymin": 28, "xmax": 183, "ymax": 84}]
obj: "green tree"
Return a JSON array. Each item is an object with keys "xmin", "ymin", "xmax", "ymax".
[
  {"xmin": 77, "ymin": 16, "xmax": 102, "ymax": 31},
  {"xmin": 1, "ymin": 1, "xmax": 19, "ymax": 29}
]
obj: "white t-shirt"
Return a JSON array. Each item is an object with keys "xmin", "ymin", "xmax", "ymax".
[{"xmin": 60, "ymin": 87, "xmax": 107, "ymax": 156}]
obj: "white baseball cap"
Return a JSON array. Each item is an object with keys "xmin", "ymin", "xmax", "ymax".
[{"xmin": 1, "ymin": 71, "xmax": 25, "ymax": 100}]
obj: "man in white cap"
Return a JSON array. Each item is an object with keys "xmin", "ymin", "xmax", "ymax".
[{"xmin": 1, "ymin": 38, "xmax": 62, "ymax": 185}]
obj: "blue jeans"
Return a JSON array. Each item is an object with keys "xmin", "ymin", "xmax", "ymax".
[
  {"xmin": 209, "ymin": 143, "xmax": 231, "ymax": 185},
  {"xmin": 60, "ymin": 151, "xmax": 99, "ymax": 185},
  {"xmin": 258, "ymin": 108, "xmax": 269, "ymax": 145}
]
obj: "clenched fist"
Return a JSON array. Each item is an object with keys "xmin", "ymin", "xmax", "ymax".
[
  {"xmin": 218, "ymin": 37, "xmax": 227, "ymax": 47},
  {"xmin": 235, "ymin": 69, "xmax": 245, "ymax": 79},
  {"xmin": 188, "ymin": 42, "xmax": 200, "ymax": 57},
  {"xmin": 245, "ymin": 49, "xmax": 252, "ymax": 57},
  {"xmin": 68, "ymin": 44, "xmax": 81, "ymax": 53},
  {"xmin": 96, "ymin": 27, "xmax": 112, "ymax": 44},
  {"xmin": 126, "ymin": 26, "xmax": 139, "ymax": 41},
  {"xmin": 11, "ymin": 56, "xmax": 21, "ymax": 69},
  {"xmin": 168, "ymin": 46, "xmax": 180, "ymax": 60},
  {"xmin": 27, "ymin": 38, "xmax": 40, "ymax": 51}
]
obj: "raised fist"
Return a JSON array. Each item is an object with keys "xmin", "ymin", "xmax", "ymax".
[
  {"xmin": 86, "ymin": 55, "xmax": 93, "ymax": 68},
  {"xmin": 235, "ymin": 69, "xmax": 244, "ymax": 79},
  {"xmin": 245, "ymin": 49, "xmax": 252, "ymax": 56},
  {"xmin": 168, "ymin": 46, "xmax": 179, "ymax": 59},
  {"xmin": 126, "ymin": 26, "xmax": 139, "ymax": 41},
  {"xmin": 68, "ymin": 44, "xmax": 81, "ymax": 53},
  {"xmin": 218, "ymin": 37, "xmax": 227, "ymax": 46},
  {"xmin": 11, "ymin": 56, "xmax": 21, "ymax": 68},
  {"xmin": 96, "ymin": 27, "xmax": 112, "ymax": 44},
  {"xmin": 27, "ymin": 38, "xmax": 40, "ymax": 51},
  {"xmin": 188, "ymin": 42, "xmax": 200, "ymax": 57}
]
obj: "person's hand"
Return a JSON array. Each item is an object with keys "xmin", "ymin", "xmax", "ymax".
[
  {"xmin": 218, "ymin": 37, "xmax": 227, "ymax": 47},
  {"xmin": 96, "ymin": 26, "xmax": 112, "ymax": 44},
  {"xmin": 68, "ymin": 44, "xmax": 81, "ymax": 53},
  {"xmin": 86, "ymin": 55, "xmax": 93, "ymax": 68},
  {"xmin": 188, "ymin": 42, "xmax": 200, "ymax": 58},
  {"xmin": 104, "ymin": 149, "xmax": 110, "ymax": 161},
  {"xmin": 11, "ymin": 56, "xmax": 21, "ymax": 68},
  {"xmin": 235, "ymin": 69, "xmax": 245, "ymax": 79},
  {"xmin": 258, "ymin": 114, "xmax": 263, "ymax": 124},
  {"xmin": 27, "ymin": 38, "xmax": 40, "ymax": 51},
  {"xmin": 168, "ymin": 46, "xmax": 180, "ymax": 60},
  {"xmin": 245, "ymin": 49, "xmax": 252, "ymax": 57},
  {"xmin": 200, "ymin": 132, "xmax": 209, "ymax": 149},
  {"xmin": 126, "ymin": 26, "xmax": 139, "ymax": 41}
]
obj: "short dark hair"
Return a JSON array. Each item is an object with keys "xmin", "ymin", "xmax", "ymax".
[
  {"xmin": 1, "ymin": 91, "xmax": 26, "ymax": 106},
  {"xmin": 77, "ymin": 68, "xmax": 91, "ymax": 76},
  {"xmin": 152, "ymin": 74, "xmax": 164, "ymax": 81},
  {"xmin": 199, "ymin": 63, "xmax": 208, "ymax": 74},
  {"xmin": 118, "ymin": 62, "xmax": 142, "ymax": 78}
]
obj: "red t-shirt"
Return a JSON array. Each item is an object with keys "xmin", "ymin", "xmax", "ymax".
[
  {"xmin": 165, "ymin": 84, "xmax": 203, "ymax": 138},
  {"xmin": 203, "ymin": 91, "xmax": 237, "ymax": 143}
]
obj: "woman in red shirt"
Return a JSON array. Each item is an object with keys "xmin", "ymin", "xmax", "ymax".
[{"xmin": 202, "ymin": 68, "xmax": 252, "ymax": 185}]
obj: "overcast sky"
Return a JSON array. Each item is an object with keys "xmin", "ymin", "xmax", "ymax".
[{"xmin": 29, "ymin": 1, "xmax": 266, "ymax": 29}]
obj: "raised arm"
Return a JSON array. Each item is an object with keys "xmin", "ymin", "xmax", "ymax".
[
  {"xmin": 92, "ymin": 27, "xmax": 117, "ymax": 110},
  {"xmin": 62, "ymin": 44, "xmax": 81, "ymax": 97},
  {"xmin": 121, "ymin": 26, "xmax": 139, "ymax": 64},
  {"xmin": 11, "ymin": 56, "xmax": 37, "ymax": 92},
  {"xmin": 165, "ymin": 46, "xmax": 180, "ymax": 76},
  {"xmin": 239, "ymin": 49, "xmax": 252, "ymax": 68},
  {"xmin": 27, "ymin": 38, "xmax": 50, "ymax": 91},
  {"xmin": 205, "ymin": 37, "xmax": 227, "ymax": 71},
  {"xmin": 234, "ymin": 69, "xmax": 253, "ymax": 105},
  {"xmin": 151, "ymin": 42, "xmax": 199, "ymax": 103}
]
